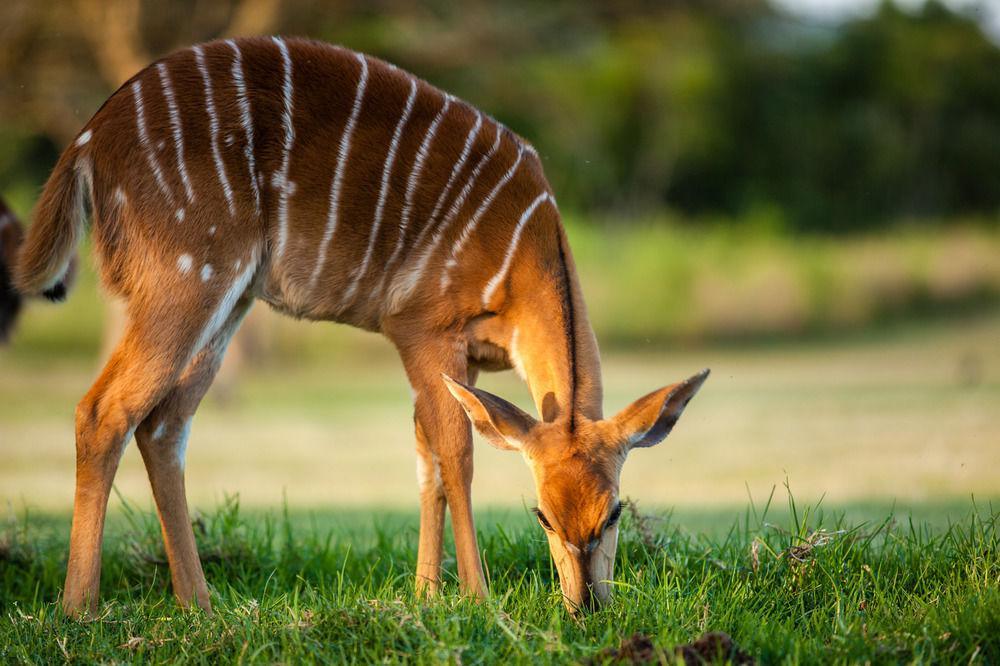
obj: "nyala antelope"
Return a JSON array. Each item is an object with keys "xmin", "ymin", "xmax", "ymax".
[{"xmin": 13, "ymin": 37, "xmax": 708, "ymax": 617}]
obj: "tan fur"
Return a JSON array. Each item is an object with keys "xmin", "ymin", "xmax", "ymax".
[{"xmin": 12, "ymin": 37, "xmax": 709, "ymax": 618}]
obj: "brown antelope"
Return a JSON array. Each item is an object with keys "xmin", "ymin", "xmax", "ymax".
[
  {"xmin": 14, "ymin": 37, "xmax": 708, "ymax": 617},
  {"xmin": 1, "ymin": 198, "xmax": 25, "ymax": 343}
]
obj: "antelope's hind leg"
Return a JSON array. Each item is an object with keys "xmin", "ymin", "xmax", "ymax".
[
  {"xmin": 133, "ymin": 294, "xmax": 253, "ymax": 613},
  {"xmin": 63, "ymin": 255, "xmax": 258, "ymax": 619}
]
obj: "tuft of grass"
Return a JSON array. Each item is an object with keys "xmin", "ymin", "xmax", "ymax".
[{"xmin": 1, "ymin": 493, "xmax": 997, "ymax": 664}]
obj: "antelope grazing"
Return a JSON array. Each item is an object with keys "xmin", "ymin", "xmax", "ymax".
[{"xmin": 14, "ymin": 37, "xmax": 708, "ymax": 617}]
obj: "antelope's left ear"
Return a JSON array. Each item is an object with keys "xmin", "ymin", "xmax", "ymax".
[
  {"xmin": 610, "ymin": 369, "xmax": 709, "ymax": 450},
  {"xmin": 441, "ymin": 374, "xmax": 538, "ymax": 451}
]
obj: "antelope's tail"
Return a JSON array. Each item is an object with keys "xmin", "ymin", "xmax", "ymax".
[{"xmin": 13, "ymin": 135, "xmax": 92, "ymax": 301}]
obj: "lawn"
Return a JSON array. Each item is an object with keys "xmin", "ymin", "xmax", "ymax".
[
  {"xmin": 2, "ymin": 260, "xmax": 998, "ymax": 662},
  {"xmin": 1, "ymin": 495, "xmax": 997, "ymax": 663}
]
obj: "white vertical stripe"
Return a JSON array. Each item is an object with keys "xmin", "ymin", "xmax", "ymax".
[
  {"xmin": 193, "ymin": 253, "xmax": 258, "ymax": 355},
  {"xmin": 156, "ymin": 62, "xmax": 196, "ymax": 204},
  {"xmin": 309, "ymin": 53, "xmax": 369, "ymax": 291},
  {"xmin": 131, "ymin": 80, "xmax": 174, "ymax": 203},
  {"xmin": 340, "ymin": 77, "xmax": 418, "ymax": 307},
  {"xmin": 385, "ymin": 116, "xmax": 496, "ymax": 309},
  {"xmin": 441, "ymin": 141, "xmax": 525, "ymax": 292},
  {"xmin": 378, "ymin": 92, "xmax": 453, "ymax": 294},
  {"xmin": 193, "ymin": 45, "xmax": 236, "ymax": 217},
  {"xmin": 426, "ymin": 110, "xmax": 482, "ymax": 230},
  {"xmin": 227, "ymin": 39, "xmax": 261, "ymax": 215},
  {"xmin": 273, "ymin": 36, "xmax": 296, "ymax": 261},
  {"xmin": 481, "ymin": 192, "xmax": 553, "ymax": 307}
]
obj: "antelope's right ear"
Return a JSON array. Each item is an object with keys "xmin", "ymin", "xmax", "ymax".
[
  {"xmin": 441, "ymin": 374, "xmax": 538, "ymax": 451},
  {"xmin": 610, "ymin": 369, "xmax": 710, "ymax": 451}
]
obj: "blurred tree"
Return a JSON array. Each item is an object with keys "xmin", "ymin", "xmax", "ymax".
[{"xmin": 1, "ymin": 0, "xmax": 999, "ymax": 233}]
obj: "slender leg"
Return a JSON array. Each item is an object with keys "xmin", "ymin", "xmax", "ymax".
[
  {"xmin": 133, "ymin": 298, "xmax": 252, "ymax": 613},
  {"xmin": 400, "ymin": 342, "xmax": 487, "ymax": 598},
  {"xmin": 64, "ymin": 313, "xmax": 202, "ymax": 618},
  {"xmin": 414, "ymin": 419, "xmax": 446, "ymax": 596}
]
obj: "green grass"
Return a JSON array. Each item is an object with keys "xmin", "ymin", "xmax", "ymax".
[{"xmin": 2, "ymin": 495, "xmax": 997, "ymax": 664}]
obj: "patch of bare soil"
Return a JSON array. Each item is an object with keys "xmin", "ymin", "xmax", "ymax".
[{"xmin": 586, "ymin": 631, "xmax": 754, "ymax": 665}]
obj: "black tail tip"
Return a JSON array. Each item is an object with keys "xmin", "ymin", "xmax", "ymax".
[{"xmin": 43, "ymin": 281, "xmax": 68, "ymax": 302}]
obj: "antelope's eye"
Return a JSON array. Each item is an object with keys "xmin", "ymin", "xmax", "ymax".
[
  {"xmin": 606, "ymin": 502, "xmax": 623, "ymax": 528},
  {"xmin": 532, "ymin": 508, "xmax": 554, "ymax": 531}
]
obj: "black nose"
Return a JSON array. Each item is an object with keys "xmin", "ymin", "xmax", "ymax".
[{"xmin": 577, "ymin": 584, "xmax": 601, "ymax": 613}]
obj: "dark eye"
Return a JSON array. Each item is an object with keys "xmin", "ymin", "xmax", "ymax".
[
  {"xmin": 606, "ymin": 502, "xmax": 623, "ymax": 528},
  {"xmin": 532, "ymin": 507, "xmax": 554, "ymax": 531}
]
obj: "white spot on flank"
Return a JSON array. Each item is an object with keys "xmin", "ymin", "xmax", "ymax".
[
  {"xmin": 132, "ymin": 80, "xmax": 174, "ymax": 203},
  {"xmin": 225, "ymin": 133, "xmax": 235, "ymax": 145},
  {"xmin": 339, "ymin": 77, "xmax": 418, "ymax": 308},
  {"xmin": 442, "ymin": 141, "xmax": 526, "ymax": 292},
  {"xmin": 208, "ymin": 225, "xmax": 216, "ymax": 235},
  {"xmin": 193, "ymin": 45, "xmax": 236, "ymax": 217},
  {"xmin": 75, "ymin": 130, "xmax": 92, "ymax": 146},
  {"xmin": 175, "ymin": 208, "xmax": 185, "ymax": 222},
  {"xmin": 177, "ymin": 254, "xmax": 193, "ymax": 274},
  {"xmin": 310, "ymin": 53, "xmax": 369, "ymax": 292},
  {"xmin": 193, "ymin": 253, "xmax": 258, "ymax": 354},
  {"xmin": 113, "ymin": 187, "xmax": 127, "ymax": 208},
  {"xmin": 481, "ymin": 192, "xmax": 554, "ymax": 307},
  {"xmin": 272, "ymin": 37, "xmax": 296, "ymax": 261},
  {"xmin": 227, "ymin": 39, "xmax": 262, "ymax": 215},
  {"xmin": 201, "ymin": 264, "xmax": 214, "ymax": 282},
  {"xmin": 157, "ymin": 62, "xmax": 196, "ymax": 203}
]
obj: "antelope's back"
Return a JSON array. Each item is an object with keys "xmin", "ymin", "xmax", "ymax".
[{"xmin": 76, "ymin": 37, "xmax": 554, "ymax": 326}]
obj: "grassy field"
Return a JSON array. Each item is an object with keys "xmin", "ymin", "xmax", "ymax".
[
  {"xmin": 1, "ymin": 496, "xmax": 997, "ymax": 663},
  {"xmin": 2, "ymin": 309, "xmax": 998, "ymax": 510}
]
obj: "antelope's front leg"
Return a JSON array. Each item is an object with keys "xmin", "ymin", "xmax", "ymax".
[
  {"xmin": 413, "ymin": 418, "xmax": 446, "ymax": 595},
  {"xmin": 406, "ymin": 361, "xmax": 487, "ymax": 599}
]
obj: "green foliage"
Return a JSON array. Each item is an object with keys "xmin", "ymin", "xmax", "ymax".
[
  {"xmin": 4, "ymin": 1, "xmax": 1000, "ymax": 233},
  {"xmin": 2, "ymin": 497, "xmax": 997, "ymax": 663}
]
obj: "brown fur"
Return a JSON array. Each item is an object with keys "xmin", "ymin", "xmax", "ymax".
[
  {"xmin": 0, "ymin": 198, "xmax": 25, "ymax": 341},
  {"xmin": 14, "ymin": 37, "xmax": 708, "ymax": 618}
]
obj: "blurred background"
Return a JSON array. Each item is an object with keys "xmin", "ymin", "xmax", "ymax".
[{"xmin": 1, "ymin": 0, "xmax": 997, "ymax": 512}]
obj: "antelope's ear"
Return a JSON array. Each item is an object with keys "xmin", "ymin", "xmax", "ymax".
[
  {"xmin": 610, "ymin": 369, "xmax": 709, "ymax": 451},
  {"xmin": 441, "ymin": 374, "xmax": 538, "ymax": 451}
]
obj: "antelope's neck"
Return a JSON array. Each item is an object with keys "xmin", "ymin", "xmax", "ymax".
[{"xmin": 504, "ymin": 225, "xmax": 603, "ymax": 428}]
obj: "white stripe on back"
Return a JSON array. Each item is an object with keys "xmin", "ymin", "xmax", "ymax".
[
  {"xmin": 227, "ymin": 39, "xmax": 261, "ymax": 215},
  {"xmin": 440, "ymin": 140, "xmax": 525, "ymax": 292},
  {"xmin": 272, "ymin": 37, "xmax": 296, "ymax": 261},
  {"xmin": 193, "ymin": 45, "xmax": 236, "ymax": 217},
  {"xmin": 156, "ymin": 62, "xmax": 195, "ymax": 204},
  {"xmin": 425, "ymin": 110, "xmax": 482, "ymax": 231},
  {"xmin": 378, "ymin": 92, "xmax": 453, "ymax": 294},
  {"xmin": 131, "ymin": 80, "xmax": 174, "ymax": 204},
  {"xmin": 309, "ymin": 53, "xmax": 369, "ymax": 292},
  {"xmin": 339, "ymin": 76, "xmax": 418, "ymax": 308},
  {"xmin": 481, "ymin": 192, "xmax": 553, "ymax": 307},
  {"xmin": 385, "ymin": 116, "xmax": 496, "ymax": 311}
]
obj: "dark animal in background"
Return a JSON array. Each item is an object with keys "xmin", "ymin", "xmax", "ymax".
[{"xmin": 0, "ymin": 198, "xmax": 24, "ymax": 343}]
